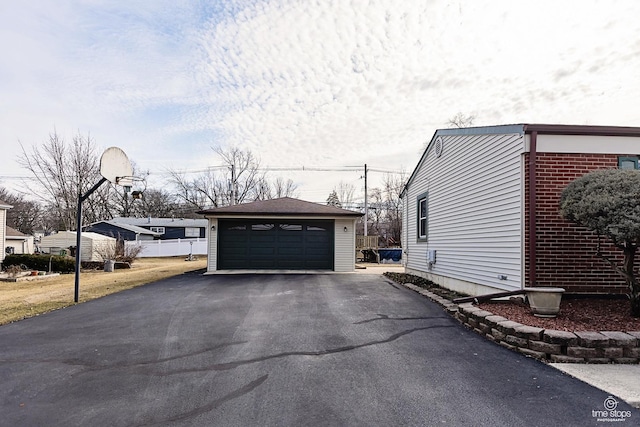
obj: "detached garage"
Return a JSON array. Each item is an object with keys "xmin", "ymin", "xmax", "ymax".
[{"xmin": 198, "ymin": 197, "xmax": 363, "ymax": 273}]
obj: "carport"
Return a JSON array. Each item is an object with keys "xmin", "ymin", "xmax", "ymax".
[{"xmin": 198, "ymin": 197, "xmax": 363, "ymax": 273}]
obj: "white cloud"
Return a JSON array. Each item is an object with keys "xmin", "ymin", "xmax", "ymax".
[{"xmin": 2, "ymin": 0, "xmax": 640, "ymax": 203}]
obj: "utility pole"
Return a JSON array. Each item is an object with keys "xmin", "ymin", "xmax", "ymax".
[
  {"xmin": 230, "ymin": 164, "xmax": 236, "ymax": 205},
  {"xmin": 364, "ymin": 163, "xmax": 368, "ymax": 236}
]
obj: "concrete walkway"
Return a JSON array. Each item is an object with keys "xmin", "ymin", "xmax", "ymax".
[
  {"xmin": 354, "ymin": 263, "xmax": 403, "ymax": 274},
  {"xmin": 551, "ymin": 363, "xmax": 640, "ymax": 409}
]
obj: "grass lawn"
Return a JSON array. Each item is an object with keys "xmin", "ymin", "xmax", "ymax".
[{"xmin": 0, "ymin": 257, "xmax": 207, "ymax": 325}]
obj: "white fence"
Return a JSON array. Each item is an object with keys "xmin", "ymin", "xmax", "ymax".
[{"xmin": 126, "ymin": 238, "xmax": 208, "ymax": 258}]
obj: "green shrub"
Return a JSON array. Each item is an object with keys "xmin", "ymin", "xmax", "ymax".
[{"xmin": 3, "ymin": 254, "xmax": 75, "ymax": 273}]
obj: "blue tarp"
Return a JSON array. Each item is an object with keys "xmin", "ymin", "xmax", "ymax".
[{"xmin": 378, "ymin": 248, "xmax": 402, "ymax": 262}]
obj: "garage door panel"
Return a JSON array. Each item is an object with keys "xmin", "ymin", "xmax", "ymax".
[
  {"xmin": 251, "ymin": 236, "xmax": 277, "ymax": 247},
  {"xmin": 218, "ymin": 219, "xmax": 334, "ymax": 270},
  {"xmin": 279, "ymin": 235, "xmax": 304, "ymax": 246},
  {"xmin": 249, "ymin": 247, "xmax": 276, "ymax": 256}
]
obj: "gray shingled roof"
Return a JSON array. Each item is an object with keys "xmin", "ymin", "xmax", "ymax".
[
  {"xmin": 88, "ymin": 220, "xmax": 162, "ymax": 236},
  {"xmin": 111, "ymin": 217, "xmax": 207, "ymax": 228},
  {"xmin": 198, "ymin": 197, "xmax": 363, "ymax": 217},
  {"xmin": 5, "ymin": 226, "xmax": 26, "ymax": 237}
]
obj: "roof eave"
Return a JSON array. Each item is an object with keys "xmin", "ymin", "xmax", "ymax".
[
  {"xmin": 200, "ymin": 212, "xmax": 363, "ymax": 218},
  {"xmin": 522, "ymin": 124, "xmax": 640, "ymax": 137}
]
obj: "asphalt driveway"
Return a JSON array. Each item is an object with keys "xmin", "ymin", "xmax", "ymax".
[{"xmin": 0, "ymin": 272, "xmax": 636, "ymax": 426}]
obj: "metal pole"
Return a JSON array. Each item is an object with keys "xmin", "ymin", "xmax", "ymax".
[
  {"xmin": 74, "ymin": 177, "xmax": 107, "ymax": 303},
  {"xmin": 230, "ymin": 164, "xmax": 236, "ymax": 205},
  {"xmin": 364, "ymin": 163, "xmax": 368, "ymax": 236}
]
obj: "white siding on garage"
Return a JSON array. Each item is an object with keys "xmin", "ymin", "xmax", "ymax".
[
  {"xmin": 334, "ymin": 218, "xmax": 356, "ymax": 272},
  {"xmin": 204, "ymin": 216, "xmax": 357, "ymax": 273},
  {"xmin": 404, "ymin": 131, "xmax": 524, "ymax": 293},
  {"xmin": 207, "ymin": 218, "xmax": 218, "ymax": 272}
]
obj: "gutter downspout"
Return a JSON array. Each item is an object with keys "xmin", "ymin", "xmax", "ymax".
[{"xmin": 528, "ymin": 131, "xmax": 537, "ymax": 287}]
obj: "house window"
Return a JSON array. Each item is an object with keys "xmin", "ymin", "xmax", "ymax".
[
  {"xmin": 417, "ymin": 192, "xmax": 428, "ymax": 241},
  {"xmin": 618, "ymin": 156, "xmax": 639, "ymax": 170},
  {"xmin": 184, "ymin": 227, "xmax": 200, "ymax": 237},
  {"xmin": 150, "ymin": 226, "xmax": 165, "ymax": 234}
]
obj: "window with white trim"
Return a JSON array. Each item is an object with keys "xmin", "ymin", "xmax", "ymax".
[
  {"xmin": 184, "ymin": 227, "xmax": 200, "ymax": 237},
  {"xmin": 150, "ymin": 226, "xmax": 165, "ymax": 234},
  {"xmin": 417, "ymin": 192, "xmax": 428, "ymax": 241}
]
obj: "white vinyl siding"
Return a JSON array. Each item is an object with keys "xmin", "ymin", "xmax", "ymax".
[
  {"xmin": 207, "ymin": 218, "xmax": 218, "ymax": 271},
  {"xmin": 0, "ymin": 209, "xmax": 6, "ymax": 264},
  {"xmin": 334, "ymin": 218, "xmax": 356, "ymax": 272},
  {"xmin": 39, "ymin": 231, "xmax": 116, "ymax": 262},
  {"xmin": 404, "ymin": 131, "xmax": 524, "ymax": 292}
]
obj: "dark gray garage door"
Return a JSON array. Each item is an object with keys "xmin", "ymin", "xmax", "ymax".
[{"xmin": 218, "ymin": 220, "xmax": 334, "ymax": 270}]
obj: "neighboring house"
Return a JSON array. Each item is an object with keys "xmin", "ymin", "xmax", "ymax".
[
  {"xmin": 84, "ymin": 220, "xmax": 161, "ymax": 241},
  {"xmin": 111, "ymin": 217, "xmax": 207, "ymax": 240},
  {"xmin": 197, "ymin": 197, "xmax": 363, "ymax": 272},
  {"xmin": 39, "ymin": 231, "xmax": 116, "ymax": 262},
  {"xmin": 0, "ymin": 200, "xmax": 12, "ymax": 267},
  {"xmin": 5, "ymin": 226, "xmax": 35, "ymax": 254},
  {"xmin": 402, "ymin": 124, "xmax": 640, "ymax": 297}
]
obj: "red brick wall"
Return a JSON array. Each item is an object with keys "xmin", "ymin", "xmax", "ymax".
[{"xmin": 524, "ymin": 153, "xmax": 628, "ymax": 294}]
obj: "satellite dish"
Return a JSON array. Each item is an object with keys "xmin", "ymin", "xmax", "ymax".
[{"xmin": 100, "ymin": 147, "xmax": 133, "ymax": 187}]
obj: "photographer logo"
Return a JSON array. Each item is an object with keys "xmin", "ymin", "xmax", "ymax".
[{"xmin": 592, "ymin": 396, "xmax": 632, "ymax": 423}]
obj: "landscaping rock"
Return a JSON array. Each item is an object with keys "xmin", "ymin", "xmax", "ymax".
[
  {"xmin": 529, "ymin": 340, "xmax": 562, "ymax": 355},
  {"xmin": 574, "ymin": 331, "xmax": 610, "ymax": 348},
  {"xmin": 543, "ymin": 330, "xmax": 578, "ymax": 346},
  {"xmin": 600, "ymin": 331, "xmax": 637, "ymax": 347}
]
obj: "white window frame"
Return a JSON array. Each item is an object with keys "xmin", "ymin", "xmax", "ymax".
[
  {"xmin": 150, "ymin": 226, "xmax": 165, "ymax": 234},
  {"xmin": 417, "ymin": 192, "xmax": 428, "ymax": 241}
]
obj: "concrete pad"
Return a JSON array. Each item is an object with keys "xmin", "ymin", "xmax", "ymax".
[
  {"xmin": 354, "ymin": 263, "xmax": 404, "ymax": 274},
  {"xmin": 550, "ymin": 363, "xmax": 640, "ymax": 408},
  {"xmin": 203, "ymin": 264, "xmax": 405, "ymax": 275}
]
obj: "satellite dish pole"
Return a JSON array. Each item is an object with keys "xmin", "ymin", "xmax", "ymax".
[{"xmin": 74, "ymin": 147, "xmax": 134, "ymax": 303}]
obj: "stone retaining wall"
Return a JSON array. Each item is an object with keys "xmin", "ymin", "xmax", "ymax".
[{"xmin": 401, "ymin": 282, "xmax": 640, "ymax": 364}]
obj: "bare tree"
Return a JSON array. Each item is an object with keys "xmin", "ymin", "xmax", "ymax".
[
  {"xmin": 270, "ymin": 176, "xmax": 298, "ymax": 199},
  {"xmin": 168, "ymin": 168, "xmax": 221, "ymax": 210},
  {"xmin": 335, "ymin": 181, "xmax": 356, "ymax": 209},
  {"xmin": 17, "ymin": 131, "xmax": 114, "ymax": 231},
  {"xmin": 133, "ymin": 188, "xmax": 180, "ymax": 218},
  {"xmin": 381, "ymin": 171, "xmax": 406, "ymax": 246},
  {"xmin": 168, "ymin": 146, "xmax": 297, "ymax": 209},
  {"xmin": 253, "ymin": 176, "xmax": 298, "ymax": 201},
  {"xmin": 0, "ymin": 187, "xmax": 43, "ymax": 234},
  {"xmin": 360, "ymin": 171, "xmax": 406, "ymax": 246},
  {"xmin": 447, "ymin": 112, "xmax": 476, "ymax": 128}
]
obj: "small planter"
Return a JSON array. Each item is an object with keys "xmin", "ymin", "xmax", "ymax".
[
  {"xmin": 30, "ymin": 271, "xmax": 38, "ymax": 276},
  {"xmin": 524, "ymin": 287, "xmax": 565, "ymax": 317}
]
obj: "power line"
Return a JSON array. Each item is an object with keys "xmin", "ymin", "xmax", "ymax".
[{"xmin": 158, "ymin": 165, "xmax": 403, "ymax": 175}]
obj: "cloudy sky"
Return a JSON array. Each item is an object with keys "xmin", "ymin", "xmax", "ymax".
[{"xmin": 1, "ymin": 0, "xmax": 640, "ymax": 205}]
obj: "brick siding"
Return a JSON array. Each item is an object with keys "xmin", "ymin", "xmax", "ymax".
[{"xmin": 524, "ymin": 153, "xmax": 631, "ymax": 294}]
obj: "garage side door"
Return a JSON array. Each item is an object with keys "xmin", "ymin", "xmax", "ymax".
[{"xmin": 217, "ymin": 220, "xmax": 334, "ymax": 270}]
